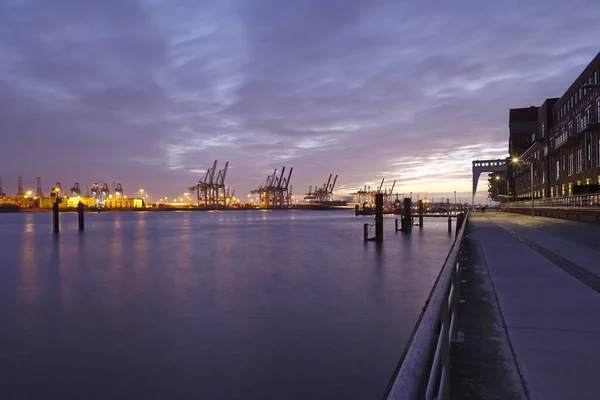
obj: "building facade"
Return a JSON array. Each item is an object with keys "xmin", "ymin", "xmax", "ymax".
[{"xmin": 510, "ymin": 52, "xmax": 600, "ymax": 200}]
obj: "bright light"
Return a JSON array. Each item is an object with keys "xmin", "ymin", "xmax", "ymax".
[
  {"xmin": 495, "ymin": 176, "xmax": 500, "ymax": 180},
  {"xmin": 26, "ymin": 190, "xmax": 32, "ymax": 196},
  {"xmin": 512, "ymin": 157, "xmax": 519, "ymax": 163},
  {"xmin": 140, "ymin": 189, "xmax": 144, "ymax": 193},
  {"xmin": 54, "ymin": 188, "xmax": 60, "ymax": 192}
]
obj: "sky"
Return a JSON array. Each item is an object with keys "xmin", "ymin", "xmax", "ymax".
[{"xmin": 1, "ymin": 0, "xmax": 599, "ymax": 203}]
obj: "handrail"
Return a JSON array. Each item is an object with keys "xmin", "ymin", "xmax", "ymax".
[
  {"xmin": 510, "ymin": 193, "xmax": 600, "ymax": 209},
  {"xmin": 385, "ymin": 210, "xmax": 469, "ymax": 400}
]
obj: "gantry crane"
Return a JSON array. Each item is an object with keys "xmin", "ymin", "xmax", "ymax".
[{"xmin": 251, "ymin": 166, "xmax": 293, "ymax": 208}]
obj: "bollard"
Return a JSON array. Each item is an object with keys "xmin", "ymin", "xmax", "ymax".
[
  {"xmin": 77, "ymin": 201, "xmax": 85, "ymax": 231},
  {"xmin": 418, "ymin": 200, "xmax": 424, "ymax": 228},
  {"xmin": 52, "ymin": 201, "xmax": 59, "ymax": 233},
  {"xmin": 364, "ymin": 223, "xmax": 369, "ymax": 242},
  {"xmin": 395, "ymin": 218, "xmax": 399, "ymax": 232},
  {"xmin": 448, "ymin": 216, "xmax": 452, "ymax": 233},
  {"xmin": 355, "ymin": 204, "xmax": 360, "ymax": 216}
]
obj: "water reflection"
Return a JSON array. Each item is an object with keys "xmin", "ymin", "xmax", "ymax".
[
  {"xmin": 0, "ymin": 211, "xmax": 455, "ymax": 400},
  {"xmin": 23, "ymin": 213, "xmax": 35, "ymax": 234}
]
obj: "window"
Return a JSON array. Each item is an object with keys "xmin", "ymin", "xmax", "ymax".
[
  {"xmin": 541, "ymin": 122, "xmax": 545, "ymax": 138},
  {"xmin": 598, "ymin": 138, "xmax": 600, "ymax": 165},
  {"xmin": 577, "ymin": 148, "xmax": 582, "ymax": 172},
  {"xmin": 588, "ymin": 141, "xmax": 592, "ymax": 162},
  {"xmin": 569, "ymin": 153, "xmax": 574, "ymax": 175}
]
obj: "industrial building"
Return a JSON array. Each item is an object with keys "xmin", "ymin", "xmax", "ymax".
[
  {"xmin": 506, "ymin": 51, "xmax": 600, "ymax": 200},
  {"xmin": 0, "ymin": 177, "xmax": 143, "ymax": 210}
]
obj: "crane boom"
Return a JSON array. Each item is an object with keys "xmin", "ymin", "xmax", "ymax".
[
  {"xmin": 220, "ymin": 161, "xmax": 229, "ymax": 185},
  {"xmin": 330, "ymin": 174, "xmax": 338, "ymax": 193},
  {"xmin": 284, "ymin": 167, "xmax": 293, "ymax": 190},
  {"xmin": 209, "ymin": 160, "xmax": 218, "ymax": 183},
  {"xmin": 277, "ymin": 167, "xmax": 286, "ymax": 188},
  {"xmin": 390, "ymin": 180, "xmax": 396, "ymax": 195},
  {"xmin": 377, "ymin": 178, "xmax": 385, "ymax": 193},
  {"xmin": 325, "ymin": 174, "xmax": 332, "ymax": 192}
]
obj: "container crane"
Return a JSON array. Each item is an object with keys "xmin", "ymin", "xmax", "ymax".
[
  {"xmin": 36, "ymin": 177, "xmax": 45, "ymax": 198},
  {"xmin": 114, "ymin": 183, "xmax": 124, "ymax": 197},
  {"xmin": 71, "ymin": 182, "xmax": 81, "ymax": 197},
  {"xmin": 17, "ymin": 177, "xmax": 24, "ymax": 197}
]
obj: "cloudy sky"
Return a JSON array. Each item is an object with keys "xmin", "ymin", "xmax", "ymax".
[{"xmin": 1, "ymin": 0, "xmax": 599, "ymax": 202}]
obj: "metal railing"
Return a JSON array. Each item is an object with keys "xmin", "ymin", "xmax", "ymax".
[
  {"xmin": 385, "ymin": 210, "xmax": 469, "ymax": 400},
  {"xmin": 510, "ymin": 193, "xmax": 600, "ymax": 209}
]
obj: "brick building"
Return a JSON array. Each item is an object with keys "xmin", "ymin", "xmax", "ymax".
[{"xmin": 510, "ymin": 51, "xmax": 600, "ymax": 200}]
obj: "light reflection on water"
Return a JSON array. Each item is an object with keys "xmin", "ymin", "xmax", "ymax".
[{"xmin": 0, "ymin": 211, "xmax": 455, "ymax": 399}]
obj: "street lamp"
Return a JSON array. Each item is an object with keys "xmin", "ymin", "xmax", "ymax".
[
  {"xmin": 495, "ymin": 176, "xmax": 510, "ymax": 212},
  {"xmin": 512, "ymin": 157, "xmax": 534, "ymax": 217}
]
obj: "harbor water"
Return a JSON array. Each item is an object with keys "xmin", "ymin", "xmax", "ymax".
[{"xmin": 0, "ymin": 211, "xmax": 455, "ymax": 399}]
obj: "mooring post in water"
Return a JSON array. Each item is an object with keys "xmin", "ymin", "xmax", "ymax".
[
  {"xmin": 418, "ymin": 200, "xmax": 424, "ymax": 228},
  {"xmin": 52, "ymin": 200, "xmax": 59, "ymax": 233},
  {"xmin": 448, "ymin": 216, "xmax": 452, "ymax": 233},
  {"xmin": 77, "ymin": 201, "xmax": 85, "ymax": 231},
  {"xmin": 355, "ymin": 204, "xmax": 359, "ymax": 216},
  {"xmin": 402, "ymin": 198, "xmax": 412, "ymax": 232},
  {"xmin": 395, "ymin": 218, "xmax": 399, "ymax": 232},
  {"xmin": 375, "ymin": 193, "xmax": 383, "ymax": 242},
  {"xmin": 364, "ymin": 223, "xmax": 369, "ymax": 242}
]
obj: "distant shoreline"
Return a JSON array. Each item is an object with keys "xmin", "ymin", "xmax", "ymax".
[{"xmin": 3, "ymin": 206, "xmax": 354, "ymax": 213}]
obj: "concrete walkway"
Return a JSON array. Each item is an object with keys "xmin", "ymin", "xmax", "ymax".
[{"xmin": 451, "ymin": 212, "xmax": 600, "ymax": 400}]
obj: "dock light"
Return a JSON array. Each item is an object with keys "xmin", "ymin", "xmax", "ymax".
[{"xmin": 512, "ymin": 157, "xmax": 519, "ymax": 163}]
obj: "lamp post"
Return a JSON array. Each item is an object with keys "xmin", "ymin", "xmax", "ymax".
[
  {"xmin": 512, "ymin": 157, "xmax": 534, "ymax": 217},
  {"xmin": 495, "ymin": 176, "xmax": 510, "ymax": 212}
]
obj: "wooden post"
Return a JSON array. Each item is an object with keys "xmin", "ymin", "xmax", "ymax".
[
  {"xmin": 77, "ymin": 201, "xmax": 85, "ymax": 231},
  {"xmin": 448, "ymin": 216, "xmax": 452, "ymax": 233},
  {"xmin": 375, "ymin": 193, "xmax": 383, "ymax": 242},
  {"xmin": 402, "ymin": 198, "xmax": 412, "ymax": 232},
  {"xmin": 364, "ymin": 223, "xmax": 369, "ymax": 242},
  {"xmin": 355, "ymin": 204, "xmax": 359, "ymax": 216},
  {"xmin": 395, "ymin": 218, "xmax": 399, "ymax": 232},
  {"xmin": 52, "ymin": 201, "xmax": 59, "ymax": 233},
  {"xmin": 418, "ymin": 200, "xmax": 424, "ymax": 228}
]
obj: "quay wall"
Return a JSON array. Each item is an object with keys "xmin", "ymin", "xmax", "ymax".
[{"xmin": 508, "ymin": 207, "xmax": 600, "ymax": 223}]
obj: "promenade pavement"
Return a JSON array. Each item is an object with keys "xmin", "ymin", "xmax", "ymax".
[{"xmin": 451, "ymin": 211, "xmax": 600, "ymax": 400}]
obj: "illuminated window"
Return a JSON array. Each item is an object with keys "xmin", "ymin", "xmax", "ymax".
[
  {"xmin": 556, "ymin": 160, "xmax": 560, "ymax": 179},
  {"xmin": 577, "ymin": 148, "xmax": 582, "ymax": 172},
  {"xmin": 569, "ymin": 153, "xmax": 574, "ymax": 175}
]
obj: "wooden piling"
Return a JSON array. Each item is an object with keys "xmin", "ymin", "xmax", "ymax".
[
  {"xmin": 77, "ymin": 201, "xmax": 85, "ymax": 231},
  {"xmin": 402, "ymin": 198, "xmax": 412, "ymax": 232},
  {"xmin": 418, "ymin": 200, "xmax": 424, "ymax": 228},
  {"xmin": 395, "ymin": 218, "xmax": 399, "ymax": 232},
  {"xmin": 52, "ymin": 201, "xmax": 59, "ymax": 233},
  {"xmin": 448, "ymin": 216, "xmax": 452, "ymax": 233},
  {"xmin": 355, "ymin": 204, "xmax": 360, "ymax": 216},
  {"xmin": 364, "ymin": 223, "xmax": 369, "ymax": 242},
  {"xmin": 375, "ymin": 193, "xmax": 383, "ymax": 242}
]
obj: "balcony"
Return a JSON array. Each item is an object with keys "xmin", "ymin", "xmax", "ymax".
[
  {"xmin": 554, "ymin": 126, "xmax": 581, "ymax": 151},
  {"xmin": 577, "ymin": 112, "xmax": 600, "ymax": 133}
]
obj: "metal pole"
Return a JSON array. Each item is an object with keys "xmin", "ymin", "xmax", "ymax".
[{"xmin": 530, "ymin": 163, "xmax": 534, "ymax": 217}]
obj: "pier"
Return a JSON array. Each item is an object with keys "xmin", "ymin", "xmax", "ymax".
[{"xmin": 386, "ymin": 211, "xmax": 600, "ymax": 399}]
